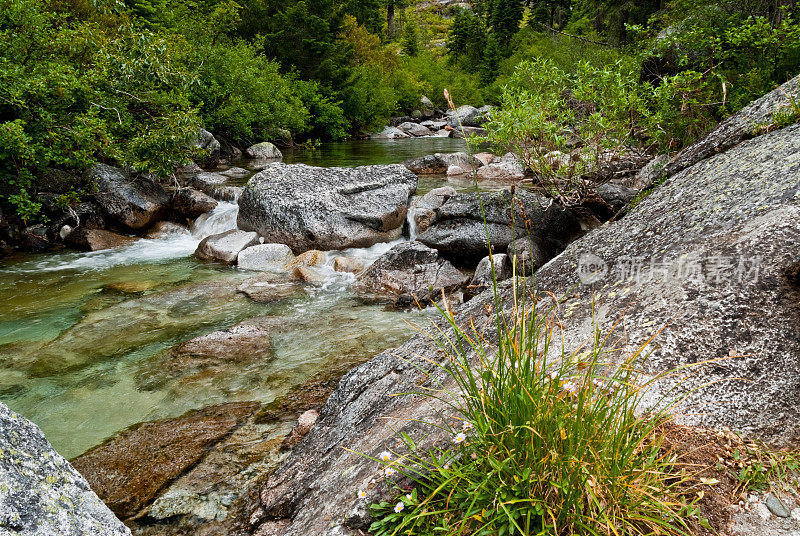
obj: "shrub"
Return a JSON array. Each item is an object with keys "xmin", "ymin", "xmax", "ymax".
[
  {"xmin": 0, "ymin": 0, "xmax": 201, "ymax": 220},
  {"xmin": 189, "ymin": 39, "xmax": 311, "ymax": 144},
  {"xmin": 486, "ymin": 58, "xmax": 650, "ymax": 200}
]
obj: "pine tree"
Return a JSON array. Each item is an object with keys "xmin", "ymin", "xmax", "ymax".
[{"xmin": 488, "ymin": 0, "xmax": 524, "ymax": 52}]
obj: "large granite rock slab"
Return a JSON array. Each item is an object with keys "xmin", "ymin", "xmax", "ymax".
[
  {"xmin": 0, "ymin": 401, "xmax": 130, "ymax": 536},
  {"xmin": 531, "ymin": 123, "xmax": 800, "ymax": 447},
  {"xmin": 417, "ymin": 190, "xmax": 582, "ymax": 263},
  {"xmin": 246, "ymin": 108, "xmax": 800, "ymax": 536},
  {"xmin": 238, "ymin": 164, "xmax": 417, "ymax": 251},
  {"xmin": 88, "ymin": 164, "xmax": 170, "ymax": 230}
]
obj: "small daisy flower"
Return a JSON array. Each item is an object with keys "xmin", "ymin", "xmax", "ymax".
[
  {"xmin": 443, "ymin": 463, "xmax": 450, "ymax": 470},
  {"xmin": 384, "ymin": 467, "xmax": 396, "ymax": 477},
  {"xmin": 462, "ymin": 421, "xmax": 473, "ymax": 431},
  {"xmin": 357, "ymin": 490, "xmax": 367, "ymax": 499},
  {"xmin": 379, "ymin": 451, "xmax": 391, "ymax": 462},
  {"xmin": 470, "ymin": 452, "xmax": 477, "ymax": 460},
  {"xmin": 562, "ymin": 381, "xmax": 578, "ymax": 395},
  {"xmin": 405, "ymin": 493, "xmax": 413, "ymax": 501},
  {"xmin": 394, "ymin": 502, "xmax": 404, "ymax": 513},
  {"xmin": 453, "ymin": 432, "xmax": 467, "ymax": 444}
]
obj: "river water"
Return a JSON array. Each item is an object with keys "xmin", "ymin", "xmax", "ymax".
[{"xmin": 0, "ymin": 138, "xmax": 471, "ymax": 459}]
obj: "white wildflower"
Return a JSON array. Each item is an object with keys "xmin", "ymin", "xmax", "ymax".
[{"xmin": 394, "ymin": 502, "xmax": 405, "ymax": 513}]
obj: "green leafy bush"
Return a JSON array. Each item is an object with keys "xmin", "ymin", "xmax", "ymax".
[
  {"xmin": 486, "ymin": 58, "xmax": 650, "ymax": 199},
  {"xmin": 189, "ymin": 39, "xmax": 311, "ymax": 144}
]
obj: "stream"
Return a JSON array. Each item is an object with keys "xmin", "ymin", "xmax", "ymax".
[{"xmin": 0, "ymin": 138, "xmax": 469, "ymax": 459}]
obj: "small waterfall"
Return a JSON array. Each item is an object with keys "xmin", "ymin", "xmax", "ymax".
[
  {"xmin": 191, "ymin": 201, "xmax": 239, "ymax": 239},
  {"xmin": 407, "ymin": 206, "xmax": 420, "ymax": 241},
  {"xmin": 10, "ymin": 201, "xmax": 242, "ymax": 273}
]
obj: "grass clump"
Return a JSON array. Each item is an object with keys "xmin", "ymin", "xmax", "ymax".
[{"xmin": 366, "ymin": 285, "xmax": 706, "ymax": 536}]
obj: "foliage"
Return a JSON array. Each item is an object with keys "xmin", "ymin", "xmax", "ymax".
[
  {"xmin": 367, "ymin": 276, "xmax": 705, "ymax": 536},
  {"xmin": 486, "ymin": 57, "xmax": 650, "ymax": 200},
  {"xmin": 188, "ymin": 39, "xmax": 311, "ymax": 144},
  {"xmin": 0, "ymin": 0, "xmax": 203, "ymax": 222},
  {"xmin": 731, "ymin": 441, "xmax": 800, "ymax": 493}
]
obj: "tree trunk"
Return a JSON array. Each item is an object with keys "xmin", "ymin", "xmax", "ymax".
[{"xmin": 387, "ymin": 0, "xmax": 396, "ymax": 39}]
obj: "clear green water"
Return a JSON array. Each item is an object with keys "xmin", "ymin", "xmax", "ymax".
[
  {"xmin": 282, "ymin": 137, "xmax": 469, "ymax": 168},
  {"xmin": 0, "ymin": 138, "xmax": 471, "ymax": 459}
]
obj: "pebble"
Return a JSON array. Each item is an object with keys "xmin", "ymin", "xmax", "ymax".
[
  {"xmin": 766, "ymin": 495, "xmax": 792, "ymax": 518},
  {"xmin": 791, "ymin": 508, "xmax": 800, "ymax": 522}
]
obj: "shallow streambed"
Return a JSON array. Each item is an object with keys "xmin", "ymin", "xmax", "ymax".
[{"xmin": 0, "ymin": 139, "xmax": 478, "ymax": 459}]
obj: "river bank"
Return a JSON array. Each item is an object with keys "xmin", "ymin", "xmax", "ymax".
[{"xmin": 3, "ymin": 77, "xmax": 800, "ymax": 536}]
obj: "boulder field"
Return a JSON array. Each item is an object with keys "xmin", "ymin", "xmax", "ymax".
[{"xmin": 246, "ymin": 80, "xmax": 800, "ymax": 536}]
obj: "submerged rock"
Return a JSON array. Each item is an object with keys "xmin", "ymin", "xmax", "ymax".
[
  {"xmin": 136, "ymin": 317, "xmax": 282, "ymax": 391},
  {"xmin": 417, "ymin": 190, "xmax": 581, "ymax": 264},
  {"xmin": 88, "ymin": 164, "xmax": 170, "ymax": 230},
  {"xmin": 237, "ymin": 272, "xmax": 300, "ymax": 303},
  {"xmin": 72, "ymin": 402, "xmax": 259, "ymax": 520},
  {"xmin": 24, "ymin": 281, "xmax": 242, "ymax": 376},
  {"xmin": 353, "ymin": 241, "xmax": 468, "ymax": 306},
  {"xmin": 220, "ymin": 166, "xmax": 250, "ymax": 179},
  {"xmin": 238, "ymin": 164, "xmax": 417, "ymax": 251},
  {"xmin": 66, "ymin": 229, "xmax": 138, "ymax": 251},
  {"xmin": 195, "ymin": 229, "xmax": 260, "ymax": 264},
  {"xmin": 0, "ymin": 401, "xmax": 130, "ymax": 536}
]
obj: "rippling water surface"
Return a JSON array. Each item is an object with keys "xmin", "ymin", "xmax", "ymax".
[{"xmin": 0, "ymin": 138, "xmax": 472, "ymax": 458}]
